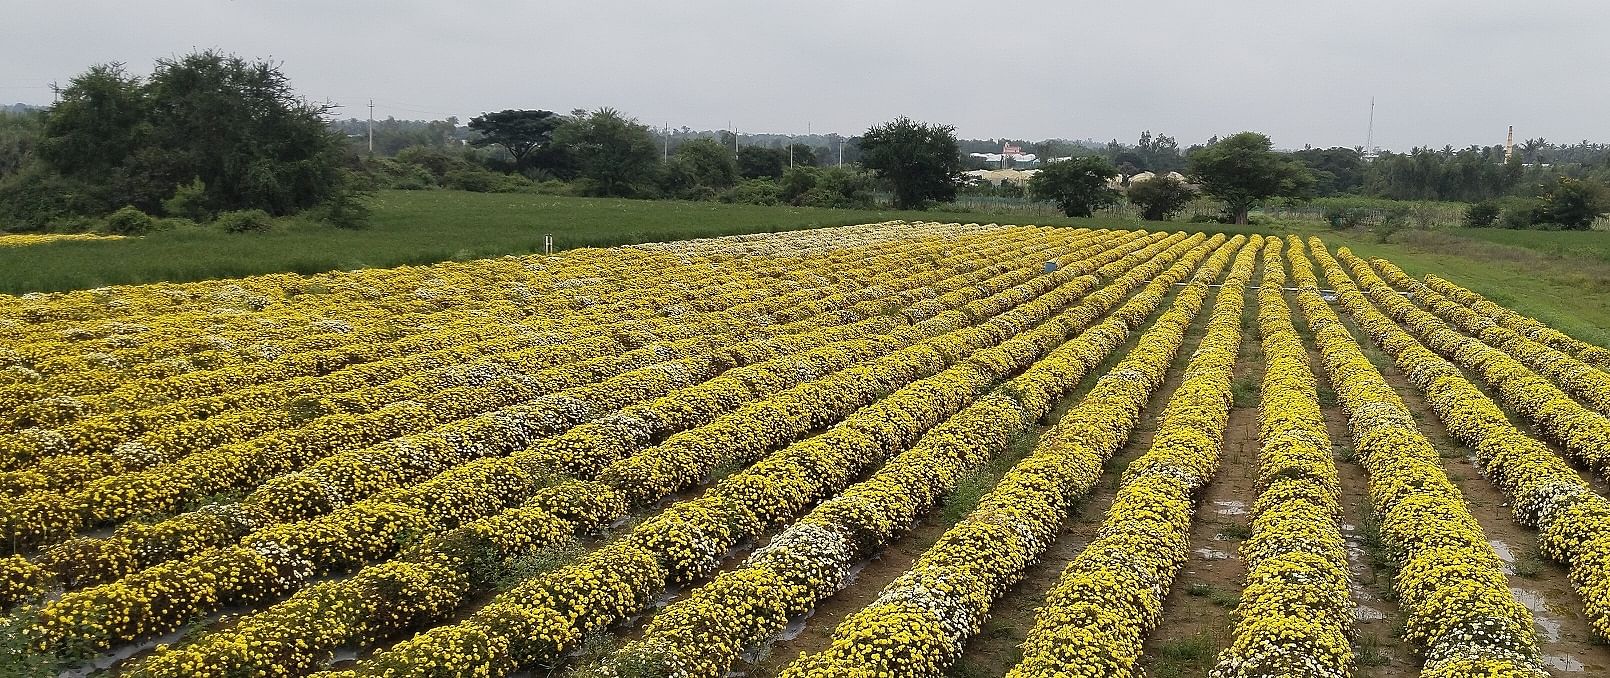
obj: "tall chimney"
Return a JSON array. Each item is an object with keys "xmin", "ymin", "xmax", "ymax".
[{"xmin": 1505, "ymin": 125, "xmax": 1515, "ymax": 163}]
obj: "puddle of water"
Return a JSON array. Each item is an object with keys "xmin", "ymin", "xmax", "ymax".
[
  {"xmin": 1491, "ymin": 539, "xmax": 1517, "ymax": 567},
  {"xmin": 1355, "ymin": 605, "xmax": 1386, "ymax": 621},
  {"xmin": 1194, "ymin": 547, "xmax": 1230, "ymax": 560},
  {"xmin": 1511, "ymin": 587, "xmax": 1563, "ymax": 643},
  {"xmin": 1212, "ymin": 500, "xmax": 1247, "ymax": 516},
  {"xmin": 1545, "ymin": 653, "xmax": 1587, "ymax": 672}
]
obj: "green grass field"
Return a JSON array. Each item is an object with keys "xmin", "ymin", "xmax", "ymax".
[{"xmin": 3, "ymin": 189, "xmax": 1606, "ymax": 348}]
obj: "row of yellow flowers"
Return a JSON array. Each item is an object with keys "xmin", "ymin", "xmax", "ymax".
[
  {"xmin": 1297, "ymin": 237, "xmax": 1547, "ymax": 676},
  {"xmin": 1423, "ymin": 274, "xmax": 1610, "ymax": 372},
  {"xmin": 590, "ymin": 237, "xmax": 1243, "ymax": 677},
  {"xmin": 1334, "ymin": 249, "xmax": 1610, "ymax": 482},
  {"xmin": 1330, "ymin": 250, "xmax": 1610, "ymax": 643},
  {"xmin": 120, "ymin": 230, "xmax": 1175, "ymax": 677},
  {"xmin": 0, "ymin": 226, "xmax": 1049, "ymax": 486},
  {"xmin": 0, "ymin": 226, "xmax": 981, "ymax": 431},
  {"xmin": 0, "ymin": 220, "xmax": 951, "ymax": 330},
  {"xmin": 1000, "ymin": 239, "xmax": 1253, "ymax": 677},
  {"xmin": 0, "ymin": 229, "xmax": 1124, "ymax": 606},
  {"xmin": 1209, "ymin": 238, "xmax": 1354, "ymax": 677},
  {"xmin": 0, "ymin": 229, "xmax": 1073, "ymax": 553},
  {"xmin": 310, "ymin": 235, "xmax": 1228, "ymax": 678},
  {"xmin": 0, "ymin": 233, "xmax": 124, "ymax": 248},
  {"xmin": 779, "ymin": 241, "xmax": 1258, "ymax": 678},
  {"xmin": 18, "ymin": 230, "xmax": 1152, "ymax": 661},
  {"xmin": 1369, "ymin": 257, "xmax": 1610, "ymax": 416},
  {"xmin": 0, "ymin": 221, "xmax": 977, "ymax": 427}
]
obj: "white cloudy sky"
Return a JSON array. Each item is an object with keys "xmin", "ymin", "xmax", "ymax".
[{"xmin": 3, "ymin": 0, "xmax": 1605, "ymax": 150}]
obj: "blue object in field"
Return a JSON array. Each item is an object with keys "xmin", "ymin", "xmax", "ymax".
[{"xmin": 1044, "ymin": 261, "xmax": 1058, "ymax": 273}]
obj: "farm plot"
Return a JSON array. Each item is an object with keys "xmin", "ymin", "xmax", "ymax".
[{"xmin": 2, "ymin": 222, "xmax": 1610, "ymax": 677}]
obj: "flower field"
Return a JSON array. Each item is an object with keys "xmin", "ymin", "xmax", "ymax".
[{"xmin": 2, "ymin": 221, "xmax": 1609, "ymax": 677}]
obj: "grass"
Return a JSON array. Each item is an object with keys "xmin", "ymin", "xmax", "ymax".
[{"xmin": 4, "ymin": 190, "xmax": 1608, "ymax": 354}]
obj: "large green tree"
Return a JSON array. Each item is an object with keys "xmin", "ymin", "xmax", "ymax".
[
  {"xmin": 553, "ymin": 108, "xmax": 659, "ymax": 197},
  {"xmin": 4, "ymin": 51, "xmax": 349, "ymax": 225},
  {"xmin": 1029, "ymin": 155, "xmax": 1119, "ymax": 217},
  {"xmin": 859, "ymin": 117, "xmax": 961, "ymax": 209},
  {"xmin": 467, "ymin": 109, "xmax": 561, "ymax": 168},
  {"xmin": 1187, "ymin": 132, "xmax": 1313, "ymax": 224}
]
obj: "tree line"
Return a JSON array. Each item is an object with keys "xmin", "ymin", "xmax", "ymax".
[{"xmin": 2, "ymin": 51, "xmax": 1607, "ymax": 233}]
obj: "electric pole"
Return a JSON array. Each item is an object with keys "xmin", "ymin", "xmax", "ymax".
[
  {"xmin": 367, "ymin": 99, "xmax": 375, "ymax": 154},
  {"xmin": 663, "ymin": 122, "xmax": 669, "ymax": 161}
]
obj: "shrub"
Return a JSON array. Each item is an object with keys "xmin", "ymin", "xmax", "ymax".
[
  {"xmin": 1028, "ymin": 156, "xmax": 1120, "ymax": 217},
  {"xmin": 442, "ymin": 169, "xmax": 503, "ymax": 193},
  {"xmin": 1499, "ymin": 203, "xmax": 1536, "ymax": 230},
  {"xmin": 213, "ymin": 209, "xmax": 274, "ymax": 233},
  {"xmin": 1463, "ymin": 201, "xmax": 1501, "ymax": 228},
  {"xmin": 1126, "ymin": 176, "xmax": 1195, "ymax": 221},
  {"xmin": 102, "ymin": 205, "xmax": 158, "ymax": 235},
  {"xmin": 1534, "ymin": 177, "xmax": 1610, "ymax": 230},
  {"xmin": 161, "ymin": 178, "xmax": 212, "ymax": 221}
]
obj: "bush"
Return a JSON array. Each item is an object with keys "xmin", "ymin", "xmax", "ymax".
[
  {"xmin": 214, "ymin": 209, "xmax": 274, "ymax": 233},
  {"xmin": 442, "ymin": 169, "xmax": 503, "ymax": 193},
  {"xmin": 319, "ymin": 184, "xmax": 372, "ymax": 230},
  {"xmin": 102, "ymin": 205, "xmax": 159, "ymax": 235},
  {"xmin": 1463, "ymin": 201, "xmax": 1501, "ymax": 228},
  {"xmin": 777, "ymin": 167, "xmax": 874, "ymax": 208},
  {"xmin": 1126, "ymin": 176, "xmax": 1195, "ymax": 221},
  {"xmin": 161, "ymin": 178, "xmax": 212, "ymax": 221},
  {"xmin": 1028, "ymin": 156, "xmax": 1120, "ymax": 217},
  {"xmin": 1534, "ymin": 177, "xmax": 1610, "ymax": 230},
  {"xmin": 720, "ymin": 179, "xmax": 781, "ymax": 206},
  {"xmin": 1499, "ymin": 203, "xmax": 1536, "ymax": 230}
]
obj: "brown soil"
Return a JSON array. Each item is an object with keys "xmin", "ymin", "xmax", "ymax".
[
  {"xmin": 1136, "ymin": 295, "xmax": 1261, "ymax": 677},
  {"xmin": 1307, "ymin": 304, "xmax": 1418, "ymax": 677}
]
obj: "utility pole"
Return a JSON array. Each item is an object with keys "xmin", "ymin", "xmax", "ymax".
[
  {"xmin": 50, "ymin": 81, "xmax": 59, "ymax": 105},
  {"xmin": 838, "ymin": 136, "xmax": 845, "ymax": 166},
  {"xmin": 663, "ymin": 122, "xmax": 669, "ymax": 161},
  {"xmin": 367, "ymin": 99, "xmax": 375, "ymax": 154},
  {"xmin": 789, "ymin": 137, "xmax": 794, "ymax": 169},
  {"xmin": 730, "ymin": 120, "xmax": 738, "ymax": 158}
]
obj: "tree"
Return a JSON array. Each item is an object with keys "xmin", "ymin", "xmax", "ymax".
[
  {"xmin": 5, "ymin": 51, "xmax": 350, "ymax": 225},
  {"xmin": 137, "ymin": 51, "xmax": 347, "ymax": 216},
  {"xmin": 786, "ymin": 143, "xmax": 817, "ymax": 167},
  {"xmin": 659, "ymin": 138, "xmax": 737, "ymax": 199},
  {"xmin": 467, "ymin": 109, "xmax": 561, "ymax": 169},
  {"xmin": 37, "ymin": 63, "xmax": 146, "ymax": 182},
  {"xmin": 1187, "ymin": 132, "xmax": 1314, "ymax": 224},
  {"xmin": 737, "ymin": 146, "xmax": 785, "ymax": 179},
  {"xmin": 552, "ymin": 108, "xmax": 658, "ymax": 197},
  {"xmin": 1534, "ymin": 177, "xmax": 1610, "ymax": 230},
  {"xmin": 0, "ymin": 111, "xmax": 43, "ymax": 179},
  {"xmin": 859, "ymin": 117, "xmax": 961, "ymax": 209},
  {"xmin": 1127, "ymin": 175, "xmax": 1196, "ymax": 221},
  {"xmin": 1292, "ymin": 146, "xmax": 1364, "ymax": 196},
  {"xmin": 1029, "ymin": 156, "xmax": 1120, "ymax": 217},
  {"xmin": 675, "ymin": 138, "xmax": 737, "ymax": 188}
]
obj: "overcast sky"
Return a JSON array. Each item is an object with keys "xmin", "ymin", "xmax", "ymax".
[{"xmin": 4, "ymin": 1, "xmax": 1605, "ymax": 151}]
